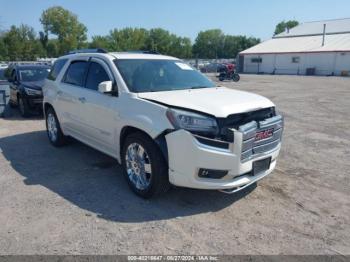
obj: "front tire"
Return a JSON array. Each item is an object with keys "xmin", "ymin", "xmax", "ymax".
[
  {"xmin": 46, "ymin": 107, "xmax": 68, "ymax": 147},
  {"xmin": 9, "ymin": 99, "xmax": 17, "ymax": 108},
  {"xmin": 232, "ymin": 73, "xmax": 240, "ymax": 82},
  {"xmin": 122, "ymin": 132, "xmax": 170, "ymax": 198},
  {"xmin": 18, "ymin": 96, "xmax": 30, "ymax": 117}
]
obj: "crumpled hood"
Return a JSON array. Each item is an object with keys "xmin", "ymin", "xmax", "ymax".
[
  {"xmin": 21, "ymin": 80, "xmax": 45, "ymax": 90},
  {"xmin": 138, "ymin": 87, "xmax": 275, "ymax": 118}
]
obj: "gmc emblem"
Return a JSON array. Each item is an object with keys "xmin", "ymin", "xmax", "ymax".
[{"xmin": 255, "ymin": 129, "xmax": 274, "ymax": 141}]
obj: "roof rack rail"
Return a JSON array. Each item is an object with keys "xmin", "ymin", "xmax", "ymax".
[
  {"xmin": 67, "ymin": 48, "xmax": 108, "ymax": 55},
  {"xmin": 124, "ymin": 50, "xmax": 160, "ymax": 55},
  {"xmin": 8, "ymin": 61, "xmax": 52, "ymax": 66}
]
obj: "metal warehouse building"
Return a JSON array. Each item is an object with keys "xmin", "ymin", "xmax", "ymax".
[{"xmin": 238, "ymin": 18, "xmax": 350, "ymax": 76}]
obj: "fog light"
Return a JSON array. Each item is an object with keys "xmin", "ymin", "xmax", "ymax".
[{"xmin": 198, "ymin": 168, "xmax": 228, "ymax": 179}]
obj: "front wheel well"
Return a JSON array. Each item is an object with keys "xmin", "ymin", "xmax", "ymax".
[
  {"xmin": 119, "ymin": 126, "xmax": 168, "ymax": 163},
  {"xmin": 120, "ymin": 126, "xmax": 151, "ymax": 150},
  {"xmin": 44, "ymin": 103, "xmax": 54, "ymax": 116}
]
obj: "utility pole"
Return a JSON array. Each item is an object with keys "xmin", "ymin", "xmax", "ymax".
[{"xmin": 322, "ymin": 24, "xmax": 326, "ymax": 46}]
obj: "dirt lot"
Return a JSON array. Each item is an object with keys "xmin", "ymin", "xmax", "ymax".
[{"xmin": 0, "ymin": 75, "xmax": 349, "ymax": 255}]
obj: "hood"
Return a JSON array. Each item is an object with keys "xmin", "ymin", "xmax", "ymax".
[
  {"xmin": 21, "ymin": 80, "xmax": 45, "ymax": 90},
  {"xmin": 138, "ymin": 87, "xmax": 275, "ymax": 118}
]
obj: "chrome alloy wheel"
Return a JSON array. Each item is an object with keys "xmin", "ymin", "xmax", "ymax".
[
  {"xmin": 125, "ymin": 143, "xmax": 152, "ymax": 190},
  {"xmin": 47, "ymin": 113, "xmax": 58, "ymax": 142}
]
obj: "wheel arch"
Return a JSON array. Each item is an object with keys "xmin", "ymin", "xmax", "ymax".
[
  {"xmin": 43, "ymin": 102, "xmax": 54, "ymax": 118},
  {"xmin": 119, "ymin": 126, "xmax": 169, "ymax": 164}
]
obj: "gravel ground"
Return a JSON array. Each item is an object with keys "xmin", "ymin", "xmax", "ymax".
[{"xmin": 0, "ymin": 74, "xmax": 349, "ymax": 255}]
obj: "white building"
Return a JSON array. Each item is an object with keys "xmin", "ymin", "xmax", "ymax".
[{"xmin": 238, "ymin": 18, "xmax": 350, "ymax": 76}]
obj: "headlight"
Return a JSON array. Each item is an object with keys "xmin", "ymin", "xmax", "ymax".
[
  {"xmin": 166, "ymin": 108, "xmax": 218, "ymax": 135},
  {"xmin": 24, "ymin": 87, "xmax": 42, "ymax": 96}
]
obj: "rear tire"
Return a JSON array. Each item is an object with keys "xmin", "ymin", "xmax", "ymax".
[
  {"xmin": 122, "ymin": 132, "xmax": 170, "ymax": 198},
  {"xmin": 45, "ymin": 107, "xmax": 68, "ymax": 147}
]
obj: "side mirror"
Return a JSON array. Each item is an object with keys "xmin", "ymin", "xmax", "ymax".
[{"xmin": 98, "ymin": 81, "xmax": 113, "ymax": 93}]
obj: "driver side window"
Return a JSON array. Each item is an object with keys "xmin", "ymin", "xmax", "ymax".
[{"xmin": 85, "ymin": 62, "xmax": 110, "ymax": 91}]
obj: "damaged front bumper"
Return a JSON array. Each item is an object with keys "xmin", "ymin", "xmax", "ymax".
[{"xmin": 164, "ymin": 115, "xmax": 283, "ymax": 192}]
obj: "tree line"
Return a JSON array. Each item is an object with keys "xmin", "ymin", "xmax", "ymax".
[{"xmin": 0, "ymin": 6, "xmax": 298, "ymax": 61}]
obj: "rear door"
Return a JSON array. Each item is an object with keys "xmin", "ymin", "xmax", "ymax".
[{"xmin": 56, "ymin": 58, "xmax": 89, "ymax": 134}]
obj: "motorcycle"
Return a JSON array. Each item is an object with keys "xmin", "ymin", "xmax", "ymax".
[
  {"xmin": 216, "ymin": 63, "xmax": 240, "ymax": 82},
  {"xmin": 217, "ymin": 71, "xmax": 240, "ymax": 82}
]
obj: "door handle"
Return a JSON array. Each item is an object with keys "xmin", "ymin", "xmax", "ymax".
[
  {"xmin": 78, "ymin": 97, "xmax": 86, "ymax": 103},
  {"xmin": 57, "ymin": 90, "xmax": 63, "ymax": 95}
]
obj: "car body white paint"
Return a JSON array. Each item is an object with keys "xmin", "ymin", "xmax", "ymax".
[
  {"xmin": 166, "ymin": 129, "xmax": 280, "ymax": 191},
  {"xmin": 43, "ymin": 51, "xmax": 283, "ymax": 193},
  {"xmin": 138, "ymin": 87, "xmax": 274, "ymax": 118}
]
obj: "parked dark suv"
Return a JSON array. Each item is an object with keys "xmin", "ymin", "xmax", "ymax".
[{"xmin": 7, "ymin": 64, "xmax": 50, "ymax": 117}]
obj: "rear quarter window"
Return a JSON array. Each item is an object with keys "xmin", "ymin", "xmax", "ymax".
[{"xmin": 47, "ymin": 59, "xmax": 68, "ymax": 81}]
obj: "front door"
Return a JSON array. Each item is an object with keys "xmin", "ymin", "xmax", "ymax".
[{"xmin": 76, "ymin": 59, "xmax": 119, "ymax": 155}]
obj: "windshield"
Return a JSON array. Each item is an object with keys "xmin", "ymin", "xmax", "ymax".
[
  {"xmin": 19, "ymin": 68, "xmax": 49, "ymax": 82},
  {"xmin": 115, "ymin": 59, "xmax": 215, "ymax": 92}
]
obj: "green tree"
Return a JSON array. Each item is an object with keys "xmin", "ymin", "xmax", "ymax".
[
  {"xmin": 222, "ymin": 35, "xmax": 241, "ymax": 58},
  {"xmin": 2, "ymin": 24, "xmax": 45, "ymax": 60},
  {"xmin": 46, "ymin": 39, "xmax": 59, "ymax": 58},
  {"xmin": 192, "ymin": 29, "xmax": 225, "ymax": 59},
  {"xmin": 145, "ymin": 28, "xmax": 173, "ymax": 54},
  {"xmin": 89, "ymin": 35, "xmax": 111, "ymax": 50},
  {"xmin": 168, "ymin": 36, "xmax": 192, "ymax": 58},
  {"xmin": 0, "ymin": 36, "xmax": 7, "ymax": 60},
  {"xmin": 274, "ymin": 20, "xmax": 299, "ymax": 35},
  {"xmin": 108, "ymin": 28, "xmax": 149, "ymax": 51},
  {"xmin": 40, "ymin": 6, "xmax": 87, "ymax": 55},
  {"xmin": 91, "ymin": 28, "xmax": 192, "ymax": 58},
  {"xmin": 0, "ymin": 29, "xmax": 6, "ymax": 60},
  {"xmin": 193, "ymin": 30, "xmax": 260, "ymax": 59},
  {"xmin": 238, "ymin": 36, "xmax": 260, "ymax": 53}
]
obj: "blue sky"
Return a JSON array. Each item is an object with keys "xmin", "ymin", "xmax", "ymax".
[{"xmin": 1, "ymin": 0, "xmax": 349, "ymax": 41}]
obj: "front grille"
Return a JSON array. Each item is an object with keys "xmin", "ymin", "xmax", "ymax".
[
  {"xmin": 217, "ymin": 107, "xmax": 276, "ymax": 142},
  {"xmin": 240, "ymin": 115, "xmax": 284, "ymax": 162}
]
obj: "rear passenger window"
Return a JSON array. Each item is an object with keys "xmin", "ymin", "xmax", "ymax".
[
  {"xmin": 63, "ymin": 61, "xmax": 88, "ymax": 86},
  {"xmin": 85, "ymin": 62, "xmax": 110, "ymax": 91},
  {"xmin": 48, "ymin": 59, "xmax": 68, "ymax": 81}
]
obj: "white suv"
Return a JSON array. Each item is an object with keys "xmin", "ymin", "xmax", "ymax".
[{"xmin": 43, "ymin": 49, "xmax": 284, "ymax": 198}]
